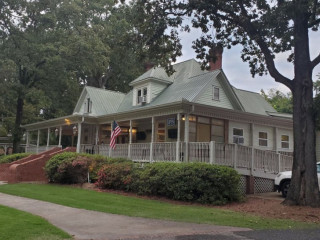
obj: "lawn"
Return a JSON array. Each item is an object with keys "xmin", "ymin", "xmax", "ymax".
[
  {"xmin": 0, "ymin": 204, "xmax": 71, "ymax": 240},
  {"xmin": 0, "ymin": 183, "xmax": 317, "ymax": 230}
]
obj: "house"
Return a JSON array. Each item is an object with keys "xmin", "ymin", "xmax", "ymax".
[{"xmin": 23, "ymin": 52, "xmax": 301, "ymax": 186}]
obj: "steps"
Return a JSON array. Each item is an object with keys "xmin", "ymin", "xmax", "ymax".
[{"xmin": 0, "ymin": 147, "xmax": 76, "ymax": 183}]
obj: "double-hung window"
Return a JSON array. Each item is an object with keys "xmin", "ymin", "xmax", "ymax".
[
  {"xmin": 281, "ymin": 135, "xmax": 289, "ymax": 149},
  {"xmin": 258, "ymin": 132, "xmax": 268, "ymax": 147},
  {"xmin": 233, "ymin": 128, "xmax": 244, "ymax": 144},
  {"xmin": 137, "ymin": 87, "xmax": 148, "ymax": 104}
]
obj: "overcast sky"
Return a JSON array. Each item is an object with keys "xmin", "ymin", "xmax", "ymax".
[{"xmin": 176, "ymin": 28, "xmax": 320, "ymax": 95}]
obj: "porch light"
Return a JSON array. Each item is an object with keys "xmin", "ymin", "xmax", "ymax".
[
  {"xmin": 73, "ymin": 125, "xmax": 77, "ymax": 135},
  {"xmin": 182, "ymin": 115, "xmax": 185, "ymax": 121},
  {"xmin": 64, "ymin": 118, "xmax": 71, "ymax": 125},
  {"xmin": 55, "ymin": 128, "xmax": 59, "ymax": 137}
]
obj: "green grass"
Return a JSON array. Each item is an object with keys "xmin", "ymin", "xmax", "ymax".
[
  {"xmin": 0, "ymin": 204, "xmax": 71, "ymax": 240},
  {"xmin": 0, "ymin": 183, "xmax": 318, "ymax": 230}
]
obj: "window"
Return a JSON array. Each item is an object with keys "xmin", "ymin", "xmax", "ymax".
[
  {"xmin": 281, "ymin": 135, "xmax": 289, "ymax": 149},
  {"xmin": 86, "ymin": 98, "xmax": 92, "ymax": 113},
  {"xmin": 259, "ymin": 132, "xmax": 268, "ymax": 147},
  {"xmin": 233, "ymin": 128, "xmax": 244, "ymax": 144},
  {"xmin": 213, "ymin": 86, "xmax": 220, "ymax": 101},
  {"xmin": 137, "ymin": 87, "xmax": 148, "ymax": 104},
  {"xmin": 211, "ymin": 118, "xmax": 224, "ymax": 143}
]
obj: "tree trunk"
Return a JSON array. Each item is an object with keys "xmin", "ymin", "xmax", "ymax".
[
  {"xmin": 283, "ymin": 7, "xmax": 320, "ymax": 206},
  {"xmin": 12, "ymin": 95, "xmax": 24, "ymax": 153}
]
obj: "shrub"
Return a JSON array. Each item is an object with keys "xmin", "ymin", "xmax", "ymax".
[
  {"xmin": 131, "ymin": 162, "xmax": 241, "ymax": 205},
  {"xmin": 95, "ymin": 160, "xmax": 134, "ymax": 191},
  {"xmin": 45, "ymin": 152, "xmax": 107, "ymax": 184},
  {"xmin": 0, "ymin": 153, "xmax": 31, "ymax": 164}
]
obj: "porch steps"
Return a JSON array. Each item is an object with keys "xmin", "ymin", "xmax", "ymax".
[{"xmin": 0, "ymin": 147, "xmax": 76, "ymax": 183}]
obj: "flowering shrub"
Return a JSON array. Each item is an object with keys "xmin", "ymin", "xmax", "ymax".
[
  {"xmin": 45, "ymin": 152, "xmax": 107, "ymax": 184},
  {"xmin": 95, "ymin": 161, "xmax": 134, "ymax": 190}
]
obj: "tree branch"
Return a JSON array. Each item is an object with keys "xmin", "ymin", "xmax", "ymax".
[
  {"xmin": 235, "ymin": 1, "xmax": 293, "ymax": 90},
  {"xmin": 311, "ymin": 53, "xmax": 320, "ymax": 69}
]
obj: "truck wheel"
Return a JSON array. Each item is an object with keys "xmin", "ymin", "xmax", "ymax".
[{"xmin": 281, "ymin": 181, "xmax": 290, "ymax": 198}]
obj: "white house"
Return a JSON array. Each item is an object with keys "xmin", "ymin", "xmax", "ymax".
[{"xmin": 23, "ymin": 54, "xmax": 303, "ymax": 185}]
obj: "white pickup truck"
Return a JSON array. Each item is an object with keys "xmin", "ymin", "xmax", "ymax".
[{"xmin": 274, "ymin": 162, "xmax": 320, "ymax": 197}]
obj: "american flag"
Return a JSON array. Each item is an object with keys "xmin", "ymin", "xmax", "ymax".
[{"xmin": 110, "ymin": 120, "xmax": 121, "ymax": 149}]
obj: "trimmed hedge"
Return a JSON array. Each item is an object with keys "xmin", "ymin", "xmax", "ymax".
[
  {"xmin": 45, "ymin": 152, "xmax": 108, "ymax": 184},
  {"xmin": 130, "ymin": 162, "xmax": 241, "ymax": 205},
  {"xmin": 0, "ymin": 153, "xmax": 32, "ymax": 164}
]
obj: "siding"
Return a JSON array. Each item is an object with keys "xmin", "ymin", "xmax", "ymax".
[
  {"xmin": 253, "ymin": 125, "xmax": 274, "ymax": 150},
  {"xmin": 150, "ymin": 82, "xmax": 167, "ymax": 101},
  {"xmin": 228, "ymin": 121, "xmax": 250, "ymax": 146},
  {"xmin": 316, "ymin": 132, "xmax": 320, "ymax": 162},
  {"xmin": 196, "ymin": 77, "xmax": 234, "ymax": 109}
]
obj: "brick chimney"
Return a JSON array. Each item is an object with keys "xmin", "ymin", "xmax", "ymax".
[
  {"xmin": 144, "ymin": 62, "xmax": 155, "ymax": 71},
  {"xmin": 209, "ymin": 44, "xmax": 223, "ymax": 71}
]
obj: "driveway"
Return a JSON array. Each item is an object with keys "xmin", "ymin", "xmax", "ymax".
[{"xmin": 0, "ymin": 193, "xmax": 251, "ymax": 240}]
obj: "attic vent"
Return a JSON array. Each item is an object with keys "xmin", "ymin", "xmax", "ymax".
[{"xmin": 86, "ymin": 98, "xmax": 92, "ymax": 113}]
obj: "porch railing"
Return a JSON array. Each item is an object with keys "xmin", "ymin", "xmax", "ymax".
[{"xmin": 78, "ymin": 141, "xmax": 294, "ymax": 179}]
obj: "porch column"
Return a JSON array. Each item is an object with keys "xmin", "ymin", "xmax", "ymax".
[
  {"xmin": 274, "ymin": 127, "xmax": 278, "ymax": 152},
  {"xmin": 26, "ymin": 131, "xmax": 30, "ymax": 147},
  {"xmin": 150, "ymin": 117, "xmax": 155, "ymax": 162},
  {"xmin": 47, "ymin": 128, "xmax": 50, "ymax": 148},
  {"xmin": 58, "ymin": 126, "xmax": 62, "ymax": 147},
  {"xmin": 95, "ymin": 125, "xmax": 99, "ymax": 145},
  {"xmin": 250, "ymin": 123, "xmax": 254, "ymax": 146},
  {"xmin": 176, "ymin": 113, "xmax": 181, "ymax": 162},
  {"xmin": 76, "ymin": 122, "xmax": 82, "ymax": 153},
  {"xmin": 36, "ymin": 129, "xmax": 40, "ymax": 154},
  {"xmin": 184, "ymin": 114, "xmax": 189, "ymax": 162},
  {"xmin": 128, "ymin": 120, "xmax": 132, "ymax": 159}
]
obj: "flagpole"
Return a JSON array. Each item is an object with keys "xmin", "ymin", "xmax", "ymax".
[{"xmin": 109, "ymin": 121, "xmax": 113, "ymax": 157}]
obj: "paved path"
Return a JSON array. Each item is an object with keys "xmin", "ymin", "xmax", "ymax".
[{"xmin": 0, "ymin": 193, "xmax": 251, "ymax": 240}]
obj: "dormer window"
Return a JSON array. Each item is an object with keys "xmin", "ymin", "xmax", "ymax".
[{"xmin": 137, "ymin": 87, "xmax": 148, "ymax": 104}]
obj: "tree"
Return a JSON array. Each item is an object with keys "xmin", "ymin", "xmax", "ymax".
[
  {"xmin": 0, "ymin": 0, "xmax": 110, "ymax": 152},
  {"xmin": 261, "ymin": 89, "xmax": 293, "ymax": 114},
  {"xmin": 135, "ymin": 0, "xmax": 320, "ymax": 206}
]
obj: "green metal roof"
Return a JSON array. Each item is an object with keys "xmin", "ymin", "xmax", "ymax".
[
  {"xmin": 232, "ymin": 88, "xmax": 276, "ymax": 116},
  {"xmin": 73, "ymin": 86, "xmax": 125, "ymax": 116}
]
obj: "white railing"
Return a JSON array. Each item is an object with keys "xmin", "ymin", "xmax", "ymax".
[
  {"xmin": 188, "ymin": 142, "xmax": 210, "ymax": 163},
  {"xmin": 110, "ymin": 144, "xmax": 129, "ymax": 159},
  {"xmin": 152, "ymin": 142, "xmax": 177, "ymax": 162},
  {"xmin": 130, "ymin": 143, "xmax": 151, "ymax": 162},
  {"xmin": 68, "ymin": 142, "xmax": 294, "ymax": 180}
]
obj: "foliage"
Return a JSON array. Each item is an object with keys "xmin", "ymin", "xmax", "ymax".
[
  {"xmin": 261, "ymin": 89, "xmax": 293, "ymax": 114},
  {"xmin": 95, "ymin": 161, "xmax": 134, "ymax": 191},
  {"xmin": 0, "ymin": 183, "xmax": 317, "ymax": 230},
  {"xmin": 0, "ymin": 153, "xmax": 31, "ymax": 164},
  {"xmin": 133, "ymin": 0, "xmax": 320, "ymax": 206},
  {"xmin": 131, "ymin": 163, "xmax": 241, "ymax": 205},
  {"xmin": 0, "ymin": 204, "xmax": 71, "ymax": 240},
  {"xmin": 45, "ymin": 152, "xmax": 107, "ymax": 184}
]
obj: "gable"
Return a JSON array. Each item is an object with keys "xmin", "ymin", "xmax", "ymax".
[{"xmin": 73, "ymin": 86, "xmax": 126, "ymax": 116}]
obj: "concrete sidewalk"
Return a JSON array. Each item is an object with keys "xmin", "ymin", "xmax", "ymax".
[{"xmin": 0, "ymin": 193, "xmax": 251, "ymax": 240}]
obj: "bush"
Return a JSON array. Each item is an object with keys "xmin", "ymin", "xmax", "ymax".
[
  {"xmin": 45, "ymin": 152, "xmax": 107, "ymax": 184},
  {"xmin": 95, "ymin": 160, "xmax": 134, "ymax": 191},
  {"xmin": 0, "ymin": 153, "xmax": 31, "ymax": 164},
  {"xmin": 131, "ymin": 163, "xmax": 241, "ymax": 205}
]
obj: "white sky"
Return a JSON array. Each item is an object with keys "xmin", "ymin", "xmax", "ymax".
[{"xmin": 177, "ymin": 28, "xmax": 320, "ymax": 95}]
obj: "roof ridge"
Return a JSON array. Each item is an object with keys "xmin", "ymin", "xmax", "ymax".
[
  {"xmin": 188, "ymin": 69, "xmax": 221, "ymax": 80},
  {"xmin": 85, "ymin": 86, "xmax": 125, "ymax": 95}
]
